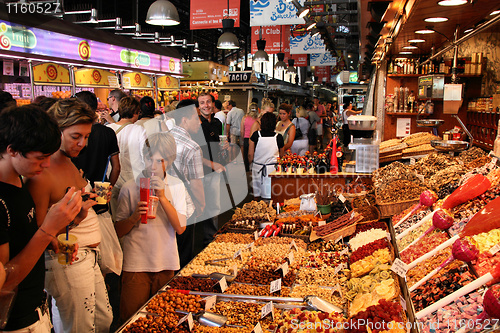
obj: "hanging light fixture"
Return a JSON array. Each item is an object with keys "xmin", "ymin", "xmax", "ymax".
[
  {"xmin": 253, "ymin": 27, "xmax": 269, "ymax": 63},
  {"xmin": 274, "ymin": 26, "xmax": 287, "ymax": 70},
  {"xmin": 286, "ymin": 59, "xmax": 296, "ymax": 74},
  {"xmin": 217, "ymin": 0, "xmax": 239, "ymax": 50},
  {"xmin": 146, "ymin": 0, "xmax": 180, "ymax": 26},
  {"xmin": 290, "ymin": 0, "xmax": 309, "ymax": 18}
]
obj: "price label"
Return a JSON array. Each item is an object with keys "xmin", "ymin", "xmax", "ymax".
[
  {"xmin": 410, "ymin": 158, "xmax": 416, "ymax": 165},
  {"xmin": 338, "ymin": 193, "xmax": 346, "ymax": 203},
  {"xmin": 260, "ymin": 301, "xmax": 274, "ymax": 319},
  {"xmin": 254, "ymin": 230, "xmax": 259, "ymax": 240},
  {"xmin": 489, "ymin": 243, "xmax": 500, "ymax": 256},
  {"xmin": 334, "ymin": 262, "xmax": 346, "ymax": 275},
  {"xmin": 333, "ymin": 282, "xmax": 343, "ymax": 298},
  {"xmin": 281, "ymin": 261, "xmax": 289, "ymax": 276},
  {"xmin": 417, "ymin": 174, "xmax": 425, "ymax": 182},
  {"xmin": 233, "ymin": 249, "xmax": 242, "ymax": 260},
  {"xmin": 391, "ymin": 258, "xmax": 409, "ymax": 279},
  {"xmin": 290, "ymin": 240, "xmax": 299, "ymax": 251},
  {"xmin": 386, "ymin": 232, "xmax": 392, "ymax": 242},
  {"xmin": 288, "ymin": 251, "xmax": 295, "ymax": 265},
  {"xmin": 218, "ymin": 277, "xmax": 227, "ymax": 293},
  {"xmin": 108, "ymin": 76, "xmax": 120, "ymax": 88},
  {"xmin": 399, "ymin": 295, "xmax": 407, "ymax": 311},
  {"xmin": 252, "ymin": 322, "xmax": 264, "ymax": 333},
  {"xmin": 339, "ymin": 247, "xmax": 349, "ymax": 256},
  {"xmin": 230, "ymin": 264, "xmax": 238, "ymax": 276},
  {"xmin": 318, "ymin": 220, "xmax": 326, "ymax": 226},
  {"xmin": 335, "ymin": 235, "xmax": 343, "ymax": 244},
  {"xmin": 245, "ymin": 242, "xmax": 255, "ymax": 251},
  {"xmin": 177, "ymin": 312, "xmax": 194, "ymax": 331},
  {"xmin": 270, "ymin": 278, "xmax": 282, "ymax": 293},
  {"xmin": 204, "ymin": 295, "xmax": 217, "ymax": 311}
]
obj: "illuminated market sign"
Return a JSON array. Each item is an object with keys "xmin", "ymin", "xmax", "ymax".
[{"xmin": 0, "ymin": 20, "xmax": 182, "ymax": 74}]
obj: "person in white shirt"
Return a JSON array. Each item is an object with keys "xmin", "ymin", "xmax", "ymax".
[
  {"xmin": 225, "ymin": 100, "xmax": 245, "ymax": 161},
  {"xmin": 106, "ymin": 97, "xmax": 147, "ymax": 219},
  {"xmin": 213, "ymin": 100, "xmax": 226, "ymax": 126},
  {"xmin": 114, "ymin": 132, "xmax": 186, "ymax": 322}
]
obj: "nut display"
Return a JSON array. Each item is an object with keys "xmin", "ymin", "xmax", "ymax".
[
  {"xmin": 213, "ymin": 233, "xmax": 254, "ymax": 244},
  {"xmin": 307, "ymin": 239, "xmax": 348, "ymax": 252},
  {"xmin": 290, "ymin": 285, "xmax": 347, "ymax": 309},
  {"xmin": 122, "ymin": 313, "xmax": 189, "ymax": 333},
  {"xmin": 234, "ymin": 265, "xmax": 297, "ymax": 286},
  {"xmin": 272, "ymin": 309, "xmax": 344, "ymax": 333},
  {"xmin": 457, "ymin": 146, "xmax": 486, "ymax": 164},
  {"xmin": 230, "ymin": 201, "xmax": 276, "ymax": 223},
  {"xmin": 372, "ymin": 161, "xmax": 419, "ymax": 189},
  {"xmin": 212, "ymin": 301, "xmax": 280, "ymax": 329},
  {"xmin": 225, "ymin": 283, "xmax": 291, "ymax": 297},
  {"xmin": 376, "ymin": 179, "xmax": 427, "ymax": 204},
  {"xmin": 167, "ymin": 276, "xmax": 219, "ymax": 293},
  {"xmin": 146, "ymin": 290, "xmax": 203, "ymax": 315},
  {"xmin": 295, "ymin": 266, "xmax": 350, "ymax": 287}
]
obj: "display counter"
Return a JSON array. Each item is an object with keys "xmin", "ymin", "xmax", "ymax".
[{"xmin": 269, "ymin": 171, "xmax": 372, "ymax": 202}]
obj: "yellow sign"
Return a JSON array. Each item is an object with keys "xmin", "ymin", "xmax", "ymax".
[
  {"xmin": 33, "ymin": 63, "xmax": 71, "ymax": 85},
  {"xmin": 181, "ymin": 61, "xmax": 229, "ymax": 82},
  {"xmin": 122, "ymin": 72, "xmax": 153, "ymax": 89},
  {"xmin": 74, "ymin": 68, "xmax": 118, "ymax": 87},
  {"xmin": 157, "ymin": 75, "xmax": 179, "ymax": 89}
]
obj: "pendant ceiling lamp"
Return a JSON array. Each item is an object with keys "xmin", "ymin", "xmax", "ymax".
[
  {"xmin": 253, "ymin": 27, "xmax": 269, "ymax": 63},
  {"xmin": 274, "ymin": 26, "xmax": 287, "ymax": 70},
  {"xmin": 146, "ymin": 0, "xmax": 180, "ymax": 26},
  {"xmin": 217, "ymin": 0, "xmax": 239, "ymax": 49},
  {"xmin": 286, "ymin": 59, "xmax": 296, "ymax": 74}
]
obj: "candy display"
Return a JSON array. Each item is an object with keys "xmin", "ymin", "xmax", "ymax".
[
  {"xmin": 406, "ymin": 248, "xmax": 461, "ymax": 288},
  {"xmin": 394, "ymin": 208, "xmax": 431, "ymax": 235},
  {"xmin": 396, "ymin": 218, "xmax": 433, "ymax": 250},
  {"xmin": 400, "ymin": 232, "xmax": 449, "ymax": 264},
  {"xmin": 345, "ymin": 299, "xmax": 406, "ymax": 333},
  {"xmin": 410, "ymin": 266, "xmax": 475, "ymax": 312},
  {"xmin": 272, "ymin": 309, "xmax": 345, "ymax": 333}
]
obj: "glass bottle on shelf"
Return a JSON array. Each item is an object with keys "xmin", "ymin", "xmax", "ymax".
[
  {"xmin": 399, "ymin": 87, "xmax": 405, "ymax": 112},
  {"xmin": 403, "ymin": 87, "xmax": 409, "ymax": 113},
  {"xmin": 388, "ymin": 60, "xmax": 394, "ymax": 74},
  {"xmin": 394, "ymin": 87, "xmax": 399, "ymax": 113}
]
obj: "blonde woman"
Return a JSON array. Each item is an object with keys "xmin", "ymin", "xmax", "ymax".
[
  {"xmin": 240, "ymin": 103, "xmax": 259, "ymax": 172},
  {"xmin": 28, "ymin": 99, "xmax": 113, "ymax": 333}
]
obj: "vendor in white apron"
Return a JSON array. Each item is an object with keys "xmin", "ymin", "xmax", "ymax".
[{"xmin": 248, "ymin": 113, "xmax": 285, "ymax": 200}]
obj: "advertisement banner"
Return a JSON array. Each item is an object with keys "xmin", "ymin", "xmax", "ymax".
[
  {"xmin": 289, "ymin": 34, "xmax": 326, "ymax": 54},
  {"xmin": 251, "ymin": 26, "xmax": 290, "ymax": 54},
  {"xmin": 0, "ymin": 20, "xmax": 182, "ymax": 74},
  {"xmin": 190, "ymin": 0, "xmax": 240, "ymax": 29},
  {"xmin": 291, "ymin": 54, "xmax": 308, "ymax": 67},
  {"xmin": 32, "ymin": 62, "xmax": 71, "ymax": 84},
  {"xmin": 250, "ymin": 0, "xmax": 305, "ymax": 26},
  {"xmin": 310, "ymin": 53, "xmax": 337, "ymax": 66},
  {"xmin": 314, "ymin": 66, "xmax": 331, "ymax": 83}
]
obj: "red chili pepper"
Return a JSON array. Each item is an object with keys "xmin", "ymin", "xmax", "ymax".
[
  {"xmin": 461, "ymin": 196, "xmax": 500, "ymax": 237},
  {"xmin": 442, "ymin": 174, "xmax": 491, "ymax": 209}
]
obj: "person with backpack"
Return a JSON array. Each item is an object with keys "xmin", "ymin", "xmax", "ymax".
[{"xmin": 291, "ymin": 106, "xmax": 309, "ymax": 156}]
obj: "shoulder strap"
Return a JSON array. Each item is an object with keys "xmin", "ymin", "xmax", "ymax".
[
  {"xmin": 0, "ymin": 199, "xmax": 11, "ymax": 228},
  {"xmin": 171, "ymin": 163, "xmax": 198, "ymax": 208},
  {"xmin": 114, "ymin": 122, "xmax": 132, "ymax": 135}
]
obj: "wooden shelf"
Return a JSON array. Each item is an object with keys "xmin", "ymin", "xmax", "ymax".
[
  {"xmin": 387, "ymin": 74, "xmax": 421, "ymax": 77},
  {"xmin": 386, "ymin": 112, "xmax": 420, "ymax": 116},
  {"xmin": 388, "ymin": 74, "xmax": 482, "ymax": 78}
]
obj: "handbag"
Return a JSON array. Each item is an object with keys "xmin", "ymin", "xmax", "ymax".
[
  {"xmin": 97, "ymin": 211, "xmax": 123, "ymax": 276},
  {"xmin": 294, "ymin": 118, "xmax": 304, "ymax": 140},
  {"xmin": 307, "ymin": 118, "xmax": 317, "ymax": 145}
]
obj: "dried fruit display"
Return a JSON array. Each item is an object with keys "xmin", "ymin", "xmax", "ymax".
[
  {"xmin": 402, "ymin": 132, "xmax": 440, "ymax": 147},
  {"xmin": 302, "ymin": 251, "xmax": 349, "ymax": 268},
  {"xmin": 457, "ymin": 146, "xmax": 486, "ymax": 164},
  {"xmin": 352, "ymin": 194, "xmax": 376, "ymax": 209},
  {"xmin": 290, "ymin": 285, "xmax": 347, "ymax": 309},
  {"xmin": 372, "ymin": 162, "xmax": 419, "ymax": 189},
  {"xmin": 400, "ymin": 232, "xmax": 449, "ymax": 264},
  {"xmin": 212, "ymin": 301, "xmax": 281, "ymax": 329},
  {"xmin": 465, "ymin": 155, "xmax": 492, "ymax": 170},
  {"xmin": 350, "ymin": 238, "xmax": 391, "ymax": 264},
  {"xmin": 350, "ymin": 228, "xmax": 390, "ymax": 252},
  {"xmin": 345, "ymin": 299, "xmax": 406, "ymax": 333},
  {"xmin": 428, "ymin": 165, "xmax": 467, "ymax": 197},
  {"xmin": 295, "ymin": 266, "xmax": 350, "ymax": 287},
  {"xmin": 411, "ymin": 153, "xmax": 458, "ymax": 179},
  {"xmin": 225, "ymin": 283, "xmax": 291, "ymax": 297},
  {"xmin": 308, "ymin": 239, "xmax": 348, "ymax": 252},
  {"xmin": 396, "ymin": 219, "xmax": 433, "ymax": 250},
  {"xmin": 352, "ymin": 221, "xmax": 387, "ymax": 238},
  {"xmin": 376, "ymin": 179, "xmax": 427, "ymax": 204},
  {"xmin": 350, "ymin": 248, "xmax": 392, "ymax": 278},
  {"xmin": 230, "ymin": 200, "xmax": 276, "ymax": 223}
]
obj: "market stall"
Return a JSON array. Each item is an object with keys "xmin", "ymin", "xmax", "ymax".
[
  {"xmin": 217, "ymin": 70, "xmax": 269, "ymax": 112},
  {"xmin": 180, "ymin": 61, "xmax": 228, "ymax": 101},
  {"xmin": 122, "ymin": 71, "xmax": 155, "ymax": 100},
  {"xmin": 156, "ymin": 74, "xmax": 181, "ymax": 109}
]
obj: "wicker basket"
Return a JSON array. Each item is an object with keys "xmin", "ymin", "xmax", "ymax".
[
  {"xmin": 376, "ymin": 198, "xmax": 420, "ymax": 219},
  {"xmin": 354, "ymin": 205, "xmax": 381, "ymax": 224}
]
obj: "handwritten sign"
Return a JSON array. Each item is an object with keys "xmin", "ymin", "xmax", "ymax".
[
  {"xmin": 270, "ymin": 278, "xmax": 282, "ymax": 293},
  {"xmin": 218, "ymin": 277, "xmax": 227, "ymax": 293},
  {"xmin": 338, "ymin": 193, "xmax": 346, "ymax": 203},
  {"xmin": 391, "ymin": 258, "xmax": 409, "ymax": 279},
  {"xmin": 204, "ymin": 295, "xmax": 216, "ymax": 311},
  {"xmin": 177, "ymin": 312, "xmax": 194, "ymax": 331},
  {"xmin": 261, "ymin": 301, "xmax": 274, "ymax": 319},
  {"xmin": 233, "ymin": 249, "xmax": 242, "ymax": 260}
]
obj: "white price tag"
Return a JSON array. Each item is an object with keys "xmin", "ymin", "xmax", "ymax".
[
  {"xmin": 233, "ymin": 249, "xmax": 242, "ymax": 260},
  {"xmin": 270, "ymin": 278, "xmax": 282, "ymax": 293},
  {"xmin": 280, "ymin": 261, "xmax": 289, "ymax": 276},
  {"xmin": 218, "ymin": 277, "xmax": 227, "ymax": 293},
  {"xmin": 410, "ymin": 158, "xmax": 416, "ymax": 165},
  {"xmin": 288, "ymin": 251, "xmax": 295, "ymax": 265},
  {"xmin": 290, "ymin": 240, "xmax": 299, "ymax": 251},
  {"xmin": 254, "ymin": 230, "xmax": 259, "ymax": 240},
  {"xmin": 230, "ymin": 264, "xmax": 238, "ymax": 276},
  {"xmin": 417, "ymin": 174, "xmax": 425, "ymax": 182},
  {"xmin": 177, "ymin": 312, "xmax": 194, "ymax": 331},
  {"xmin": 334, "ymin": 263, "xmax": 345, "ymax": 275},
  {"xmin": 338, "ymin": 193, "xmax": 346, "ymax": 203},
  {"xmin": 333, "ymin": 282, "xmax": 343, "ymax": 298},
  {"xmin": 318, "ymin": 220, "xmax": 326, "ymax": 226},
  {"xmin": 204, "ymin": 295, "xmax": 216, "ymax": 311},
  {"xmin": 246, "ymin": 242, "xmax": 255, "ymax": 251},
  {"xmin": 252, "ymin": 322, "xmax": 264, "ymax": 333},
  {"xmin": 339, "ymin": 248, "xmax": 349, "ymax": 256},
  {"xmin": 391, "ymin": 258, "xmax": 409, "ymax": 279},
  {"xmin": 386, "ymin": 232, "xmax": 392, "ymax": 242},
  {"xmin": 260, "ymin": 301, "xmax": 274, "ymax": 319},
  {"xmin": 489, "ymin": 243, "xmax": 500, "ymax": 256},
  {"xmin": 399, "ymin": 295, "xmax": 407, "ymax": 311},
  {"xmin": 335, "ymin": 235, "xmax": 343, "ymax": 244}
]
